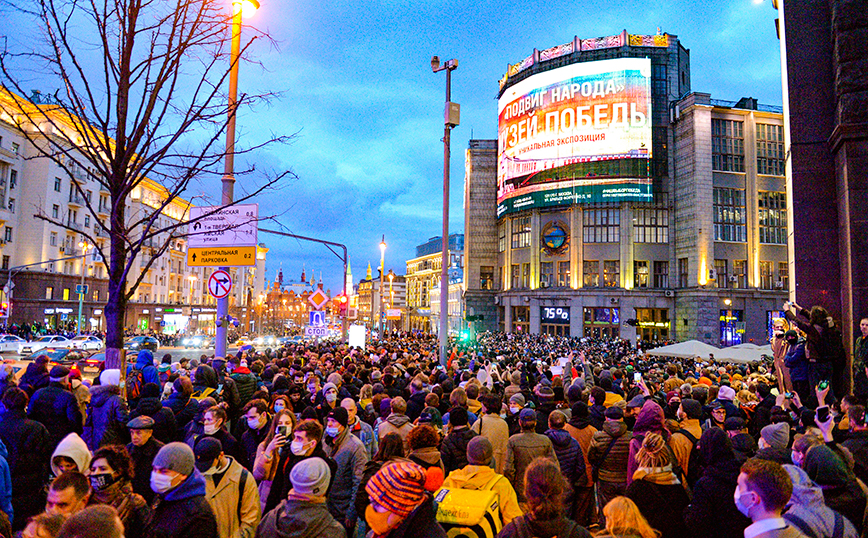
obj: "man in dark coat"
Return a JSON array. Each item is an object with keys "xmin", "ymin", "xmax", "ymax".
[
  {"xmin": 126, "ymin": 416, "xmax": 164, "ymax": 505},
  {"xmin": 227, "ymin": 356, "xmax": 257, "ymax": 408},
  {"xmin": 17, "ymin": 356, "xmax": 50, "ymax": 396},
  {"xmin": 27, "ymin": 366, "xmax": 83, "ymax": 451},
  {"xmin": 143, "ymin": 442, "xmax": 218, "ymax": 538},
  {"xmin": 0, "ymin": 388, "xmax": 51, "ymax": 531},
  {"xmin": 129, "ymin": 382, "xmax": 177, "ymax": 444},
  {"xmin": 239, "ymin": 399, "xmax": 271, "ymax": 470},
  {"xmin": 405, "ymin": 378, "xmax": 428, "ymax": 422},
  {"xmin": 83, "ymin": 383, "xmax": 129, "ymax": 451},
  {"xmin": 440, "ymin": 407, "xmax": 477, "ymax": 474},
  {"xmin": 544, "ymin": 410, "xmax": 585, "ymax": 510}
]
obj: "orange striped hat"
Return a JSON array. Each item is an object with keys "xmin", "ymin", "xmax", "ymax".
[{"xmin": 365, "ymin": 461, "xmax": 426, "ymax": 517}]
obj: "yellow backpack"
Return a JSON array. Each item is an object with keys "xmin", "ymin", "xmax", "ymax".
[{"xmin": 434, "ymin": 474, "xmax": 503, "ymax": 538}]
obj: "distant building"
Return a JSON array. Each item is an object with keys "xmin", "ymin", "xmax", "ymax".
[{"xmin": 405, "ymin": 234, "xmax": 463, "ymax": 332}]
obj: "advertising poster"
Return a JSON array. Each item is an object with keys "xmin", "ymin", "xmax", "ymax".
[{"xmin": 497, "ymin": 58, "xmax": 653, "ymax": 216}]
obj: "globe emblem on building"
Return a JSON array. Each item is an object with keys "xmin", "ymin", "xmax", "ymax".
[{"xmin": 542, "ymin": 223, "xmax": 568, "ymax": 253}]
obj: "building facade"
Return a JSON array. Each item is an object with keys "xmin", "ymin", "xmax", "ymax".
[
  {"xmin": 405, "ymin": 234, "xmax": 464, "ymax": 332},
  {"xmin": 463, "ymin": 31, "xmax": 788, "ymax": 345},
  {"xmin": 357, "ymin": 275, "xmax": 407, "ymax": 330}
]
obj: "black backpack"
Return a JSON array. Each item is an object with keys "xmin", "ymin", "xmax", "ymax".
[{"xmin": 675, "ymin": 428, "xmax": 702, "ymax": 487}]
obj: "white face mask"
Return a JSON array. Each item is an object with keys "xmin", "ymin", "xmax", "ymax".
[
  {"xmin": 510, "ymin": 406, "xmax": 521, "ymax": 415},
  {"xmin": 290, "ymin": 440, "xmax": 309, "ymax": 455},
  {"xmin": 247, "ymin": 418, "xmax": 262, "ymax": 430},
  {"xmin": 325, "ymin": 392, "xmax": 337, "ymax": 403},
  {"xmin": 150, "ymin": 472, "xmax": 175, "ymax": 494},
  {"xmin": 204, "ymin": 423, "xmax": 219, "ymax": 435}
]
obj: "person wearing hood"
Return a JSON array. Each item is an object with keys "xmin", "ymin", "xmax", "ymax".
[
  {"xmin": 255, "ymin": 457, "xmax": 346, "ymax": 538},
  {"xmin": 143, "ymin": 442, "xmax": 219, "ymax": 538},
  {"xmin": 51, "ymin": 432, "xmax": 92, "ymax": 478},
  {"xmin": 126, "ymin": 349, "xmax": 160, "ymax": 409},
  {"xmin": 782, "ymin": 464, "xmax": 857, "ymax": 538},
  {"xmin": 28, "ymin": 365, "xmax": 83, "ymax": 450},
  {"xmin": 683, "ymin": 427, "xmax": 751, "ymax": 538},
  {"xmin": 376, "ymin": 397, "xmax": 414, "ymax": 455},
  {"xmin": 589, "ymin": 387, "xmax": 607, "ymax": 431},
  {"xmin": 545, "ymin": 411, "xmax": 585, "ymax": 512},
  {"xmin": 129, "ymin": 383, "xmax": 176, "ymax": 444},
  {"xmin": 363, "ymin": 461, "xmax": 446, "ymax": 538},
  {"xmin": 127, "ymin": 416, "xmax": 164, "ymax": 505},
  {"xmin": 441, "ymin": 436, "xmax": 523, "ymax": 527},
  {"xmin": 164, "ymin": 377, "xmax": 198, "ymax": 438},
  {"xmin": 194, "ymin": 437, "xmax": 261, "ymax": 538},
  {"xmin": 18, "ymin": 355, "xmax": 50, "ymax": 396},
  {"xmin": 83, "ymin": 375, "xmax": 129, "ymax": 451},
  {"xmin": 803, "ymin": 445, "xmax": 866, "ymax": 533},
  {"xmin": 564, "ymin": 401, "xmax": 597, "ymax": 527},
  {"xmin": 87, "ymin": 445, "xmax": 149, "ymax": 538},
  {"xmin": 193, "ymin": 365, "xmax": 220, "ymax": 399},
  {"xmin": 405, "ymin": 424, "xmax": 444, "ymax": 480},
  {"xmin": 323, "ymin": 407, "xmax": 368, "ymax": 530},
  {"xmin": 626, "ymin": 400, "xmax": 669, "ymax": 486},
  {"xmin": 228, "ymin": 356, "xmax": 258, "ymax": 409},
  {"xmin": 755, "ymin": 422, "xmax": 793, "ymax": 465},
  {"xmin": 625, "ymin": 432, "xmax": 690, "ymax": 538}
]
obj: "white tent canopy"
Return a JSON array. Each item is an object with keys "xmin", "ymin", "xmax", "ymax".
[
  {"xmin": 714, "ymin": 344, "xmax": 774, "ymax": 364},
  {"xmin": 644, "ymin": 340, "xmax": 720, "ymax": 359}
]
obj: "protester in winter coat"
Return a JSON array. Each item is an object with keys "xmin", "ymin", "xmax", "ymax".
[
  {"xmin": 188, "ymin": 405, "xmax": 243, "ymax": 463},
  {"xmin": 782, "ymin": 464, "xmax": 858, "ymax": 538},
  {"xmin": 28, "ymin": 366, "xmax": 83, "ymax": 450},
  {"xmin": 252, "ymin": 409, "xmax": 295, "ymax": 513},
  {"xmin": 440, "ymin": 436, "xmax": 523, "ymax": 527},
  {"xmin": 194, "ymin": 437, "xmax": 261, "ymax": 538},
  {"xmin": 588, "ymin": 406, "xmax": 632, "ymax": 526},
  {"xmin": 545, "ymin": 410, "xmax": 585, "ymax": 512},
  {"xmin": 83, "ymin": 383, "xmax": 129, "ymax": 450},
  {"xmin": 803, "ymin": 444, "xmax": 867, "ymax": 533},
  {"xmin": 470, "ymin": 393, "xmax": 510, "ymax": 474},
  {"xmin": 323, "ymin": 407, "xmax": 368, "ymax": 527},
  {"xmin": 784, "ymin": 332, "xmax": 810, "ymax": 402},
  {"xmin": 440, "ymin": 407, "xmax": 477, "ymax": 474},
  {"xmin": 625, "ymin": 432, "xmax": 690, "ymax": 538},
  {"xmin": 342, "ymin": 398, "xmax": 376, "ymax": 459},
  {"xmin": 240, "ymin": 399, "xmax": 272, "ymax": 471},
  {"xmin": 126, "ymin": 416, "xmax": 164, "ymax": 505},
  {"xmin": 0, "ymin": 388, "xmax": 50, "ymax": 531},
  {"xmin": 497, "ymin": 457, "xmax": 592, "ymax": 538},
  {"xmin": 626, "ymin": 401, "xmax": 669, "ymax": 486},
  {"xmin": 406, "ymin": 424, "xmax": 445, "ymax": 477},
  {"xmin": 18, "ymin": 355, "xmax": 50, "ymax": 396},
  {"xmin": 163, "ymin": 376, "xmax": 198, "ymax": 439},
  {"xmin": 126, "ymin": 350, "xmax": 160, "ymax": 409},
  {"xmin": 87, "ymin": 445, "xmax": 150, "ymax": 538},
  {"xmin": 683, "ymin": 428, "xmax": 750, "ymax": 538},
  {"xmin": 353, "ymin": 433, "xmax": 405, "ymax": 537},
  {"xmin": 564, "ymin": 401, "xmax": 597, "ymax": 527},
  {"xmin": 228, "ymin": 357, "xmax": 258, "ymax": 408},
  {"xmin": 363, "ymin": 461, "xmax": 446, "ymax": 538},
  {"xmin": 376, "ymin": 397, "xmax": 414, "ymax": 454},
  {"xmin": 505, "ymin": 408, "xmax": 559, "ymax": 504},
  {"xmin": 143, "ymin": 442, "xmax": 218, "ymax": 538},
  {"xmin": 68, "ymin": 370, "xmax": 90, "ymax": 424},
  {"xmin": 254, "ymin": 457, "xmax": 346, "ymax": 538},
  {"xmin": 129, "ymin": 383, "xmax": 176, "ymax": 444},
  {"xmin": 505, "ymin": 394, "xmax": 526, "ymax": 437},
  {"xmin": 50, "ymin": 433, "xmax": 92, "ymax": 477}
]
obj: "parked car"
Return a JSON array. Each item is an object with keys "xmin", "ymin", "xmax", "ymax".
[
  {"xmin": 24, "ymin": 347, "xmax": 86, "ymax": 367},
  {"xmin": 123, "ymin": 336, "xmax": 159, "ymax": 352},
  {"xmin": 0, "ymin": 334, "xmax": 26, "ymax": 353},
  {"xmin": 20, "ymin": 335, "xmax": 70, "ymax": 355},
  {"xmin": 181, "ymin": 335, "xmax": 214, "ymax": 349},
  {"xmin": 67, "ymin": 335, "xmax": 105, "ymax": 351},
  {"xmin": 81, "ymin": 350, "xmax": 139, "ymax": 371}
]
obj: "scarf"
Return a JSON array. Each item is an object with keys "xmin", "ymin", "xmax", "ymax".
[
  {"xmin": 327, "ymin": 426, "xmax": 351, "ymax": 458},
  {"xmin": 287, "ymin": 489, "xmax": 326, "ymax": 504},
  {"xmin": 93, "ymin": 481, "xmax": 145, "ymax": 523},
  {"xmin": 632, "ymin": 466, "xmax": 681, "ymax": 486}
]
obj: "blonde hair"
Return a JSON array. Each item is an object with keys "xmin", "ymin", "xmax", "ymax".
[
  {"xmin": 600, "ymin": 497, "xmax": 660, "ymax": 538},
  {"xmin": 636, "ymin": 432, "xmax": 670, "ymax": 469}
]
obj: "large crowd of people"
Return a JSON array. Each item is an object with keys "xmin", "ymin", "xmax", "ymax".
[{"xmin": 0, "ymin": 307, "xmax": 864, "ymax": 538}]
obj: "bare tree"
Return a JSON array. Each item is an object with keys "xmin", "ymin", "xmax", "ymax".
[{"xmin": 0, "ymin": 0, "xmax": 292, "ymax": 367}]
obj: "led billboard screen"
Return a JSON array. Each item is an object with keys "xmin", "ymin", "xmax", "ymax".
[{"xmin": 497, "ymin": 58, "xmax": 653, "ymax": 216}]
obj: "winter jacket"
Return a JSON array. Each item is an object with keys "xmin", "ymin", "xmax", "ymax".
[
  {"xmin": 751, "ymin": 394, "xmax": 777, "ymax": 438},
  {"xmin": 505, "ymin": 430, "xmax": 559, "ymax": 502},
  {"xmin": 588, "ymin": 420, "xmax": 632, "ymax": 484},
  {"xmin": 589, "ymin": 404, "xmax": 606, "ymax": 431},
  {"xmin": 0, "ymin": 439, "xmax": 13, "ymax": 527},
  {"xmin": 376, "ymin": 413, "xmax": 414, "ymax": 453},
  {"xmin": 545, "ymin": 428, "xmax": 585, "ymax": 486},
  {"xmin": 230, "ymin": 368, "xmax": 258, "ymax": 407},
  {"xmin": 130, "ymin": 396, "xmax": 177, "ymax": 444},
  {"xmin": 18, "ymin": 363, "xmax": 50, "ymax": 396},
  {"xmin": 408, "ymin": 447, "xmax": 445, "ymax": 474},
  {"xmin": 497, "ymin": 514, "xmax": 592, "ymax": 538},
  {"xmin": 534, "ymin": 403, "xmax": 557, "ymax": 434},
  {"xmin": 241, "ymin": 423, "xmax": 271, "ymax": 471},
  {"xmin": 264, "ymin": 449, "xmax": 338, "ymax": 515},
  {"xmin": 28, "ymin": 383, "xmax": 83, "ymax": 449},
  {"xmin": 406, "ymin": 392, "xmax": 427, "ymax": 422},
  {"xmin": 669, "ymin": 419, "xmax": 702, "ymax": 481},
  {"xmin": 348, "ymin": 416, "xmax": 377, "ymax": 459},
  {"xmin": 203, "ymin": 457, "xmax": 261, "ymax": 538},
  {"xmin": 627, "ymin": 401, "xmax": 669, "ymax": 485},
  {"xmin": 126, "ymin": 354, "xmax": 160, "ymax": 408},
  {"xmin": 804, "ymin": 445, "xmax": 867, "ymax": 533},
  {"xmin": 188, "ymin": 427, "xmax": 243, "ymax": 464},
  {"xmin": 471, "ymin": 413, "xmax": 510, "ymax": 474},
  {"xmin": 0, "ymin": 409, "xmax": 50, "ymax": 531},
  {"xmin": 70, "ymin": 380, "xmax": 91, "ymax": 423},
  {"xmin": 783, "ymin": 464, "xmax": 858, "ymax": 538},
  {"xmin": 324, "ymin": 428, "xmax": 368, "ymax": 523},
  {"xmin": 441, "ymin": 464, "xmax": 523, "ymax": 526},
  {"xmin": 127, "ymin": 436, "xmax": 164, "ymax": 505},
  {"xmin": 626, "ymin": 475, "xmax": 691, "ymax": 538},
  {"xmin": 564, "ymin": 418, "xmax": 597, "ymax": 486},
  {"xmin": 144, "ymin": 470, "xmax": 219, "ymax": 538},
  {"xmin": 83, "ymin": 384, "xmax": 130, "ymax": 450},
  {"xmin": 50, "ymin": 432, "xmax": 92, "ymax": 476},
  {"xmin": 164, "ymin": 391, "xmax": 198, "ymax": 438},
  {"xmin": 255, "ymin": 498, "xmax": 346, "ymax": 538},
  {"xmin": 440, "ymin": 427, "xmax": 477, "ymax": 474},
  {"xmin": 785, "ymin": 343, "xmax": 810, "ymax": 383},
  {"xmin": 683, "ymin": 456, "xmax": 750, "ymax": 538}
]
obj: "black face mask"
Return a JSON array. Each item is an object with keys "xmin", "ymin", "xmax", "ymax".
[
  {"xmin": 786, "ymin": 339, "xmax": 798, "ymax": 347},
  {"xmin": 89, "ymin": 473, "xmax": 118, "ymax": 492}
]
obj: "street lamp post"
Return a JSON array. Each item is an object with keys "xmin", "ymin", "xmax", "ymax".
[
  {"xmin": 188, "ymin": 274, "xmax": 197, "ymax": 333},
  {"xmin": 388, "ymin": 269, "xmax": 394, "ymax": 333},
  {"xmin": 77, "ymin": 241, "xmax": 90, "ymax": 335},
  {"xmin": 216, "ymin": 0, "xmax": 259, "ymax": 358},
  {"xmin": 431, "ymin": 55, "xmax": 458, "ymax": 367},
  {"xmin": 378, "ymin": 236, "xmax": 386, "ymax": 339}
]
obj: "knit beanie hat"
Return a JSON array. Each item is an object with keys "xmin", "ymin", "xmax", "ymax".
[
  {"xmin": 509, "ymin": 393, "xmax": 526, "ymax": 407},
  {"xmin": 365, "ymin": 461, "xmax": 427, "ymax": 518},
  {"xmin": 718, "ymin": 385, "xmax": 736, "ymax": 401},
  {"xmin": 467, "ymin": 436, "xmax": 493, "ymax": 466},
  {"xmin": 566, "ymin": 384, "xmax": 583, "ymax": 404},
  {"xmin": 680, "ymin": 399, "xmax": 703, "ymax": 420},
  {"xmin": 761, "ymin": 422, "xmax": 790, "ymax": 450},
  {"xmin": 535, "ymin": 385, "xmax": 554, "ymax": 404},
  {"xmin": 326, "ymin": 407, "xmax": 349, "ymax": 428},
  {"xmin": 290, "ymin": 457, "xmax": 331, "ymax": 495},
  {"xmin": 49, "ymin": 366, "xmax": 70, "ymax": 382},
  {"xmin": 511, "ymin": 371, "xmax": 521, "ymax": 385},
  {"xmin": 604, "ymin": 406, "xmax": 624, "ymax": 420},
  {"xmin": 153, "ymin": 442, "xmax": 195, "ymax": 476},
  {"xmin": 322, "ymin": 382, "xmax": 337, "ymax": 395}
]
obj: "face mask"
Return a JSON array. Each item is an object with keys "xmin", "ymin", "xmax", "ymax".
[
  {"xmin": 510, "ymin": 406, "xmax": 521, "ymax": 415},
  {"xmin": 89, "ymin": 473, "xmax": 118, "ymax": 492},
  {"xmin": 500, "ymin": 413, "xmax": 507, "ymax": 419},
  {"xmin": 733, "ymin": 486, "xmax": 755, "ymax": 517},
  {"xmin": 150, "ymin": 472, "xmax": 175, "ymax": 494},
  {"xmin": 273, "ymin": 403, "xmax": 285, "ymax": 413},
  {"xmin": 365, "ymin": 505, "xmax": 402, "ymax": 536},
  {"xmin": 774, "ymin": 330, "xmax": 784, "ymax": 336},
  {"xmin": 325, "ymin": 392, "xmax": 337, "ymax": 403},
  {"xmin": 290, "ymin": 441, "xmax": 309, "ymax": 455},
  {"xmin": 325, "ymin": 426, "xmax": 339, "ymax": 437},
  {"xmin": 248, "ymin": 418, "xmax": 262, "ymax": 430},
  {"xmin": 204, "ymin": 423, "xmax": 219, "ymax": 435}
]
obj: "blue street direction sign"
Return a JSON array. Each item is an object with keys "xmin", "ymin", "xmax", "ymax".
[
  {"xmin": 309, "ymin": 311, "xmax": 326, "ymax": 327},
  {"xmin": 76, "ymin": 284, "xmax": 88, "ymax": 295}
]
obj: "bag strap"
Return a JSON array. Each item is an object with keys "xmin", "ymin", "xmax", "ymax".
[
  {"xmin": 833, "ymin": 511, "xmax": 845, "ymax": 538},
  {"xmin": 237, "ymin": 467, "xmax": 248, "ymax": 523},
  {"xmin": 783, "ymin": 513, "xmax": 815, "ymax": 538},
  {"xmin": 676, "ymin": 428, "xmax": 698, "ymax": 445},
  {"xmin": 592, "ymin": 435, "xmax": 620, "ymax": 482}
]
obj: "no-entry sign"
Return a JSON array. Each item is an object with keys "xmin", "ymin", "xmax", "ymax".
[{"xmin": 208, "ymin": 270, "xmax": 233, "ymax": 299}]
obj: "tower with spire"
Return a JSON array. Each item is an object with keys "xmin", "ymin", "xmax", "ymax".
[
  {"xmin": 345, "ymin": 257, "xmax": 354, "ymax": 295},
  {"xmin": 366, "ymin": 262, "xmax": 372, "ymax": 281},
  {"xmin": 300, "ymin": 263, "xmax": 306, "ymax": 284}
]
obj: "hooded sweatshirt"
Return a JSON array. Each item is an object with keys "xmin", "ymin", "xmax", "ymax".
[
  {"xmin": 804, "ymin": 445, "xmax": 867, "ymax": 533},
  {"xmin": 627, "ymin": 401, "xmax": 669, "ymax": 485},
  {"xmin": 783, "ymin": 464, "xmax": 858, "ymax": 538},
  {"xmin": 255, "ymin": 498, "xmax": 346, "ymax": 538},
  {"xmin": 50, "ymin": 432, "xmax": 92, "ymax": 476}
]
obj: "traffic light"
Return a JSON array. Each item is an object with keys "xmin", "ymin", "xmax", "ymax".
[
  {"xmin": 0, "ymin": 302, "xmax": 8, "ymax": 317},
  {"xmin": 335, "ymin": 294, "xmax": 349, "ymax": 316}
]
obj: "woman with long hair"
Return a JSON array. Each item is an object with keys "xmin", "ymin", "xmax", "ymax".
[
  {"xmin": 87, "ymin": 445, "xmax": 149, "ymax": 538},
  {"xmin": 626, "ymin": 401, "xmax": 670, "ymax": 485},
  {"xmin": 252, "ymin": 409, "xmax": 296, "ymax": 513},
  {"xmin": 625, "ymin": 433, "xmax": 689, "ymax": 538},
  {"xmin": 596, "ymin": 497, "xmax": 659, "ymax": 538},
  {"xmin": 498, "ymin": 457, "xmax": 592, "ymax": 538}
]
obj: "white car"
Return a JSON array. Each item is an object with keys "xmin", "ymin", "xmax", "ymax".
[
  {"xmin": 66, "ymin": 335, "xmax": 104, "ymax": 351},
  {"xmin": 20, "ymin": 335, "xmax": 70, "ymax": 355},
  {"xmin": 0, "ymin": 334, "xmax": 26, "ymax": 353}
]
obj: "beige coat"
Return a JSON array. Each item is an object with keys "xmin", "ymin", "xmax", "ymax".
[
  {"xmin": 471, "ymin": 413, "xmax": 510, "ymax": 474},
  {"xmin": 203, "ymin": 457, "xmax": 261, "ymax": 538}
]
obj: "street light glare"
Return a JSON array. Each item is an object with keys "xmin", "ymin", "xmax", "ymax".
[{"xmin": 233, "ymin": 0, "xmax": 260, "ymax": 18}]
